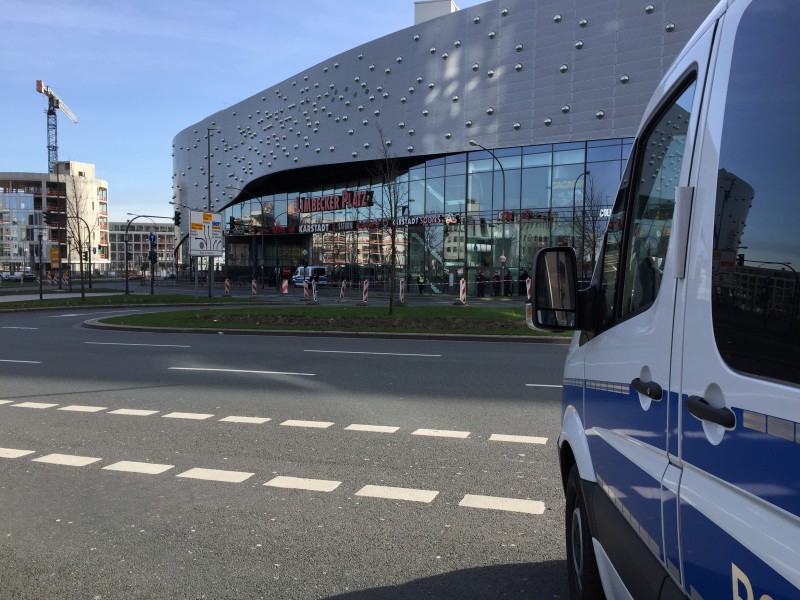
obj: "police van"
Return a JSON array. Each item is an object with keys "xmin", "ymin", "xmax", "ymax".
[
  {"xmin": 527, "ymin": 0, "xmax": 799, "ymax": 598},
  {"xmin": 291, "ymin": 265, "xmax": 327, "ymax": 287}
]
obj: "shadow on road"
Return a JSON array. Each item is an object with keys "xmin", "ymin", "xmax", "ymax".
[{"xmin": 325, "ymin": 560, "xmax": 568, "ymax": 599}]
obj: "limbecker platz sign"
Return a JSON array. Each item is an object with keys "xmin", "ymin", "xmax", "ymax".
[
  {"xmin": 189, "ymin": 210, "xmax": 224, "ymax": 257},
  {"xmin": 294, "ymin": 190, "xmax": 373, "ymax": 214}
]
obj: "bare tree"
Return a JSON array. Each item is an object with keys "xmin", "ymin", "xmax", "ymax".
[
  {"xmin": 577, "ymin": 174, "xmax": 609, "ymax": 280},
  {"xmin": 371, "ymin": 125, "xmax": 409, "ymax": 314},
  {"xmin": 63, "ymin": 172, "xmax": 96, "ymax": 299}
]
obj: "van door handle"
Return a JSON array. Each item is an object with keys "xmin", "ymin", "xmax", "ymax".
[
  {"xmin": 685, "ymin": 395, "xmax": 736, "ymax": 429},
  {"xmin": 631, "ymin": 378, "xmax": 663, "ymax": 401}
]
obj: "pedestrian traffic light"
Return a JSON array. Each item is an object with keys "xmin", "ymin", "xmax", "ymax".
[
  {"xmin": 174, "ymin": 210, "xmax": 181, "ymax": 226},
  {"xmin": 43, "ymin": 211, "xmax": 52, "ymax": 225},
  {"xmin": 737, "ymin": 253, "xmax": 745, "ymax": 267}
]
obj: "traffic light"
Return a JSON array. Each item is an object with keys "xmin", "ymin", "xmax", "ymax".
[
  {"xmin": 148, "ymin": 249, "xmax": 157, "ymax": 264},
  {"xmin": 174, "ymin": 210, "xmax": 181, "ymax": 226},
  {"xmin": 81, "ymin": 251, "xmax": 88, "ymax": 261},
  {"xmin": 737, "ymin": 253, "xmax": 745, "ymax": 267},
  {"xmin": 126, "ymin": 252, "xmax": 133, "ymax": 261},
  {"xmin": 43, "ymin": 211, "xmax": 52, "ymax": 225},
  {"xmin": 229, "ymin": 216, "xmax": 236, "ymax": 231}
]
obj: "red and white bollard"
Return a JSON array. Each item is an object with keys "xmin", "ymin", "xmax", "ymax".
[
  {"xmin": 303, "ymin": 280, "xmax": 309, "ymax": 300},
  {"xmin": 224, "ymin": 278, "xmax": 230, "ymax": 296},
  {"xmin": 251, "ymin": 279, "xmax": 257, "ymax": 297},
  {"xmin": 459, "ymin": 278, "xmax": 467, "ymax": 305},
  {"xmin": 62, "ymin": 272, "xmax": 69, "ymax": 286},
  {"xmin": 526, "ymin": 277, "xmax": 532, "ymax": 301},
  {"xmin": 338, "ymin": 280, "xmax": 346, "ymax": 302},
  {"xmin": 311, "ymin": 279, "xmax": 318, "ymax": 303},
  {"xmin": 281, "ymin": 279, "xmax": 289, "ymax": 294},
  {"xmin": 362, "ymin": 280, "xmax": 369, "ymax": 304},
  {"xmin": 399, "ymin": 279, "xmax": 406, "ymax": 305}
]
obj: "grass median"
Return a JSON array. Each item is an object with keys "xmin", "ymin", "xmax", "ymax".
[{"xmin": 100, "ymin": 305, "xmax": 564, "ymax": 337}]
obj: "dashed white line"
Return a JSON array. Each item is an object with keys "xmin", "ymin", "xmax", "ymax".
[
  {"xmin": 489, "ymin": 434, "xmax": 548, "ymax": 445},
  {"xmin": 59, "ymin": 405, "xmax": 107, "ymax": 413},
  {"xmin": 176, "ymin": 468, "xmax": 254, "ymax": 483},
  {"xmin": 103, "ymin": 461, "xmax": 174, "ymax": 475},
  {"xmin": 355, "ymin": 485, "xmax": 439, "ymax": 503},
  {"xmin": 344, "ymin": 424, "xmax": 400, "ymax": 433},
  {"xmin": 0, "ymin": 359, "xmax": 41, "ymax": 364},
  {"xmin": 219, "ymin": 416, "xmax": 271, "ymax": 424},
  {"xmin": 108, "ymin": 408, "xmax": 159, "ymax": 416},
  {"xmin": 32, "ymin": 453, "xmax": 102, "ymax": 467},
  {"xmin": 169, "ymin": 367, "xmax": 315, "ymax": 377},
  {"xmin": 12, "ymin": 402, "xmax": 58, "ymax": 409},
  {"xmin": 162, "ymin": 412, "xmax": 214, "ymax": 421},
  {"xmin": 265, "ymin": 476, "xmax": 341, "ymax": 492},
  {"xmin": 0, "ymin": 447, "xmax": 36, "ymax": 459},
  {"xmin": 525, "ymin": 384, "xmax": 563, "ymax": 388},
  {"xmin": 1, "ymin": 326, "xmax": 39, "ymax": 330},
  {"xmin": 85, "ymin": 342, "xmax": 190, "ymax": 348},
  {"xmin": 412, "ymin": 428, "xmax": 471, "ymax": 439},
  {"xmin": 0, "ymin": 400, "xmax": 13, "ymax": 405},
  {"xmin": 281, "ymin": 419, "xmax": 334, "ymax": 429},
  {"xmin": 459, "ymin": 494, "xmax": 546, "ymax": 515},
  {"xmin": 304, "ymin": 350, "xmax": 441, "ymax": 357}
]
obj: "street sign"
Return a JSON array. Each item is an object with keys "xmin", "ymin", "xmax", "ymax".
[
  {"xmin": 149, "ymin": 233, "xmax": 156, "ymax": 244},
  {"xmin": 189, "ymin": 210, "xmax": 224, "ymax": 257}
]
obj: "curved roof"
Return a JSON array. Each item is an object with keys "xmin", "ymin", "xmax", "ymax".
[{"xmin": 172, "ymin": 0, "xmax": 715, "ymax": 211}]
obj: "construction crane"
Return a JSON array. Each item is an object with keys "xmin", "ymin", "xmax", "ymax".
[{"xmin": 35, "ymin": 80, "xmax": 78, "ymax": 174}]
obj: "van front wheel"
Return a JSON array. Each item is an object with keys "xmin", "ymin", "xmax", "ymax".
[{"xmin": 565, "ymin": 465, "xmax": 605, "ymax": 599}]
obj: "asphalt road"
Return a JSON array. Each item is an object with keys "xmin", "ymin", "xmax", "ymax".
[{"xmin": 0, "ymin": 307, "xmax": 570, "ymax": 599}]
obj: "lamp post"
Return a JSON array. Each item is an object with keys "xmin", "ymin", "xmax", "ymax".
[
  {"xmin": 469, "ymin": 140, "xmax": 507, "ymax": 295},
  {"xmin": 206, "ymin": 126, "xmax": 220, "ymax": 298}
]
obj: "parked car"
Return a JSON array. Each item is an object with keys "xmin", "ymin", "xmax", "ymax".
[
  {"xmin": 163, "ymin": 273, "xmax": 176, "ymax": 280},
  {"xmin": 529, "ymin": 1, "xmax": 800, "ymax": 598},
  {"xmin": 22, "ymin": 273, "xmax": 37, "ymax": 282}
]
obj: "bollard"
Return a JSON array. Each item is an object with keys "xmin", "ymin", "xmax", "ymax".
[
  {"xmin": 281, "ymin": 279, "xmax": 289, "ymax": 294},
  {"xmin": 460, "ymin": 278, "xmax": 467, "ymax": 306},
  {"xmin": 251, "ymin": 279, "xmax": 257, "ymax": 297},
  {"xmin": 362, "ymin": 280, "xmax": 369, "ymax": 304},
  {"xmin": 303, "ymin": 280, "xmax": 309, "ymax": 300},
  {"xmin": 338, "ymin": 280, "xmax": 346, "ymax": 302},
  {"xmin": 526, "ymin": 277, "xmax": 532, "ymax": 301},
  {"xmin": 224, "ymin": 278, "xmax": 230, "ymax": 296},
  {"xmin": 399, "ymin": 279, "xmax": 406, "ymax": 305},
  {"xmin": 312, "ymin": 279, "xmax": 318, "ymax": 303}
]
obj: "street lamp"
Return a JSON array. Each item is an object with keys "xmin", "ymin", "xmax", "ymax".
[
  {"xmin": 469, "ymin": 140, "xmax": 507, "ymax": 295},
  {"xmin": 206, "ymin": 126, "xmax": 220, "ymax": 298}
]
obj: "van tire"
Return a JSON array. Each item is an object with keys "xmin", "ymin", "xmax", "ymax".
[{"xmin": 565, "ymin": 464, "xmax": 605, "ymax": 600}]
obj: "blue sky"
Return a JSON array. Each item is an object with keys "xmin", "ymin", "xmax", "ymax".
[{"xmin": 0, "ymin": 0, "xmax": 484, "ymax": 222}]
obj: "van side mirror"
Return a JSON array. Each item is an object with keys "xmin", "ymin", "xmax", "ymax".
[{"xmin": 526, "ymin": 247, "xmax": 578, "ymax": 331}]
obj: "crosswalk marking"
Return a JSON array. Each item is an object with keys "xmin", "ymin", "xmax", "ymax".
[
  {"xmin": 12, "ymin": 402, "xmax": 58, "ymax": 409},
  {"xmin": 108, "ymin": 409, "xmax": 159, "ymax": 416},
  {"xmin": 459, "ymin": 494, "xmax": 545, "ymax": 515},
  {"xmin": 355, "ymin": 485, "xmax": 439, "ymax": 503},
  {"xmin": 176, "ymin": 468, "xmax": 254, "ymax": 483},
  {"xmin": 281, "ymin": 419, "xmax": 334, "ymax": 429},
  {"xmin": 344, "ymin": 424, "xmax": 400, "ymax": 433},
  {"xmin": 162, "ymin": 412, "xmax": 214, "ymax": 421},
  {"xmin": 489, "ymin": 434, "xmax": 548, "ymax": 445},
  {"xmin": 0, "ymin": 447, "xmax": 36, "ymax": 459},
  {"xmin": 265, "ymin": 476, "xmax": 341, "ymax": 492},
  {"xmin": 103, "ymin": 461, "xmax": 174, "ymax": 475},
  {"xmin": 32, "ymin": 453, "xmax": 102, "ymax": 467},
  {"xmin": 412, "ymin": 428, "xmax": 470, "ymax": 439},
  {"xmin": 219, "ymin": 416, "xmax": 271, "ymax": 424},
  {"xmin": 59, "ymin": 405, "xmax": 108, "ymax": 413}
]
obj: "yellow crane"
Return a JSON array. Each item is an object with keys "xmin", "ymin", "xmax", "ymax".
[{"xmin": 35, "ymin": 80, "xmax": 78, "ymax": 173}]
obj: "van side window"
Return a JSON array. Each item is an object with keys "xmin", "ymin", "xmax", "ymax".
[
  {"xmin": 712, "ymin": 1, "xmax": 800, "ymax": 386},
  {"xmin": 599, "ymin": 80, "xmax": 696, "ymax": 328}
]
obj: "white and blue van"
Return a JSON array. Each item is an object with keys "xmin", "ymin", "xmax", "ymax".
[
  {"xmin": 528, "ymin": 0, "xmax": 800, "ymax": 598},
  {"xmin": 291, "ymin": 265, "xmax": 327, "ymax": 288}
]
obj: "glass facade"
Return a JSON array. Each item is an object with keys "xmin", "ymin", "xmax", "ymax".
[{"xmin": 221, "ymin": 138, "xmax": 632, "ymax": 293}]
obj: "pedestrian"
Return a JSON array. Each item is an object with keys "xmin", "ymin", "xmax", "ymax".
[
  {"xmin": 504, "ymin": 270, "xmax": 512, "ymax": 296},
  {"xmin": 418, "ymin": 272, "xmax": 425, "ymax": 295},
  {"xmin": 519, "ymin": 268, "xmax": 529, "ymax": 296},
  {"xmin": 492, "ymin": 271, "xmax": 500, "ymax": 296},
  {"xmin": 477, "ymin": 271, "xmax": 486, "ymax": 297}
]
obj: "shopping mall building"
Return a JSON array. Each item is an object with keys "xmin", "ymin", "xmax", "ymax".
[{"xmin": 173, "ymin": 0, "xmax": 716, "ymax": 293}]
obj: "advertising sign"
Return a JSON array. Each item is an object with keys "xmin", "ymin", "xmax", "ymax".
[
  {"xmin": 49, "ymin": 246, "xmax": 60, "ymax": 267},
  {"xmin": 189, "ymin": 210, "xmax": 224, "ymax": 257}
]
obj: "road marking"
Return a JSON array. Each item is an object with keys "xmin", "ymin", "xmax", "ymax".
[
  {"xmin": 459, "ymin": 494, "xmax": 546, "ymax": 515},
  {"xmin": 108, "ymin": 408, "xmax": 159, "ymax": 416},
  {"xmin": 103, "ymin": 461, "xmax": 174, "ymax": 475},
  {"xmin": 525, "ymin": 384, "xmax": 563, "ymax": 388},
  {"xmin": 345, "ymin": 424, "xmax": 400, "ymax": 433},
  {"xmin": 0, "ymin": 359, "xmax": 41, "ymax": 364},
  {"xmin": 281, "ymin": 419, "xmax": 334, "ymax": 429},
  {"xmin": 59, "ymin": 405, "xmax": 108, "ymax": 413},
  {"xmin": 0, "ymin": 447, "xmax": 36, "ymax": 459},
  {"xmin": 412, "ymin": 428, "xmax": 470, "ymax": 439},
  {"xmin": 305, "ymin": 350, "xmax": 441, "ymax": 357},
  {"xmin": 47, "ymin": 313, "xmax": 81, "ymax": 318},
  {"xmin": 219, "ymin": 416, "xmax": 271, "ymax": 424},
  {"xmin": 176, "ymin": 468, "xmax": 254, "ymax": 483},
  {"xmin": 32, "ymin": 453, "xmax": 102, "ymax": 467},
  {"xmin": 1, "ymin": 326, "xmax": 39, "ymax": 330},
  {"xmin": 489, "ymin": 434, "xmax": 548, "ymax": 445},
  {"xmin": 355, "ymin": 485, "xmax": 439, "ymax": 503},
  {"xmin": 0, "ymin": 400, "xmax": 13, "ymax": 405},
  {"xmin": 169, "ymin": 367, "xmax": 315, "ymax": 377},
  {"xmin": 265, "ymin": 476, "xmax": 341, "ymax": 492},
  {"xmin": 85, "ymin": 342, "xmax": 191, "ymax": 348},
  {"xmin": 162, "ymin": 412, "xmax": 214, "ymax": 420},
  {"xmin": 12, "ymin": 402, "xmax": 58, "ymax": 409}
]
